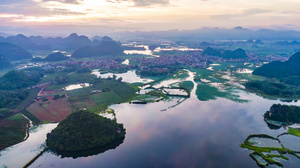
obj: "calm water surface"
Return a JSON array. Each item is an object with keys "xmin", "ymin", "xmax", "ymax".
[{"xmin": 1, "ymin": 71, "xmax": 299, "ymax": 168}]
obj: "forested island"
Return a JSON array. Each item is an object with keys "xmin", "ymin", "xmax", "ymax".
[
  {"xmin": 264, "ymin": 104, "xmax": 300, "ymax": 124},
  {"xmin": 46, "ymin": 110, "xmax": 125, "ymax": 152}
]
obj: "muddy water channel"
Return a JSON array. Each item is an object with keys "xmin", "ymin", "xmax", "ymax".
[{"xmin": 0, "ymin": 70, "xmax": 299, "ymax": 168}]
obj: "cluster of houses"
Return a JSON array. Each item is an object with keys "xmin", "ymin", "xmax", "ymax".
[{"xmin": 37, "ymin": 49, "xmax": 291, "ymax": 74}]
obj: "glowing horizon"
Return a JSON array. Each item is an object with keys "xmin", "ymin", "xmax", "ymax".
[{"xmin": 0, "ymin": 0, "xmax": 299, "ymax": 35}]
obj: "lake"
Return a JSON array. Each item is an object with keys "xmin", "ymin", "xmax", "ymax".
[{"xmin": 0, "ymin": 70, "xmax": 299, "ymax": 168}]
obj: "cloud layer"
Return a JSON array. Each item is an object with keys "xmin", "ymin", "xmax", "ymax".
[{"xmin": 0, "ymin": 0, "xmax": 299, "ymax": 35}]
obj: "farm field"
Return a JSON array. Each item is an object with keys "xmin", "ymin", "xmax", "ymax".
[{"xmin": 26, "ymin": 99, "xmax": 71, "ymax": 122}]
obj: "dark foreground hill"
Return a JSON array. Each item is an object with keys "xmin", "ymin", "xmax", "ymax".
[
  {"xmin": 46, "ymin": 110, "xmax": 125, "ymax": 152},
  {"xmin": 0, "ymin": 42, "xmax": 32, "ymax": 61},
  {"xmin": 253, "ymin": 52, "xmax": 300, "ymax": 86},
  {"xmin": 253, "ymin": 52, "xmax": 300, "ymax": 78}
]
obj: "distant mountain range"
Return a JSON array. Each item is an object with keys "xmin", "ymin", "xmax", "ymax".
[
  {"xmin": 115, "ymin": 27, "xmax": 300, "ymax": 41},
  {"xmin": 0, "ymin": 34, "xmax": 123, "ymax": 61},
  {"xmin": 0, "ymin": 33, "xmax": 108, "ymax": 51}
]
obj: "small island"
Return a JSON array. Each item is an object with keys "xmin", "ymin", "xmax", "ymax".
[
  {"xmin": 46, "ymin": 110, "xmax": 125, "ymax": 152},
  {"xmin": 264, "ymin": 104, "xmax": 300, "ymax": 125}
]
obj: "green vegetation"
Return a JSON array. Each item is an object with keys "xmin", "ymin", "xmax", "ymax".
[
  {"xmin": 0, "ymin": 70, "xmax": 42, "ymax": 109},
  {"xmin": 266, "ymin": 154, "xmax": 289, "ymax": 160},
  {"xmin": 132, "ymin": 89, "xmax": 166, "ymax": 103},
  {"xmin": 203, "ymin": 47, "xmax": 248, "ymax": 59},
  {"xmin": 179, "ymin": 81, "xmax": 194, "ymax": 93},
  {"xmin": 196, "ymin": 84, "xmax": 247, "ymax": 103},
  {"xmin": 191, "ymin": 68, "xmax": 228, "ymax": 83},
  {"xmin": 43, "ymin": 52, "xmax": 69, "ymax": 62},
  {"xmin": 21, "ymin": 109, "xmax": 41, "ymax": 125},
  {"xmin": 139, "ymin": 66, "xmax": 179, "ymax": 76},
  {"xmin": 253, "ymin": 52, "xmax": 300, "ymax": 86},
  {"xmin": 0, "ymin": 42, "xmax": 32, "ymax": 61},
  {"xmin": 72, "ymin": 40, "xmax": 124, "ymax": 58},
  {"xmin": 66, "ymin": 78, "xmax": 136, "ymax": 111},
  {"xmin": 15, "ymin": 88, "xmax": 40, "ymax": 110},
  {"xmin": 0, "ymin": 108, "xmax": 13, "ymax": 119},
  {"xmin": 46, "ymin": 110, "xmax": 125, "ymax": 152},
  {"xmin": 196, "ymin": 84, "xmax": 225, "ymax": 101},
  {"xmin": 91, "ymin": 92, "xmax": 122, "ymax": 105},
  {"xmin": 0, "ymin": 90, "xmax": 29, "ymax": 108},
  {"xmin": 222, "ymin": 48, "xmax": 248, "ymax": 59},
  {"xmin": 288, "ymin": 128, "xmax": 300, "ymax": 137},
  {"xmin": 0, "ymin": 113, "xmax": 28, "ymax": 151},
  {"xmin": 0, "ymin": 54, "xmax": 13, "ymax": 69},
  {"xmin": 241, "ymin": 134, "xmax": 299, "ymax": 168},
  {"xmin": 0, "ymin": 70, "xmax": 41, "ymax": 90},
  {"xmin": 147, "ymin": 90, "xmax": 164, "ymax": 97},
  {"xmin": 173, "ymin": 70, "xmax": 189, "ymax": 79},
  {"xmin": 244, "ymin": 80, "xmax": 300, "ymax": 99},
  {"xmin": 264, "ymin": 104, "xmax": 300, "ymax": 124},
  {"xmin": 32, "ymin": 52, "xmax": 69, "ymax": 62}
]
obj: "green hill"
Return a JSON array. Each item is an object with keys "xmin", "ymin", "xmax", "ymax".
[
  {"xmin": 43, "ymin": 52, "xmax": 69, "ymax": 62},
  {"xmin": 222, "ymin": 48, "xmax": 247, "ymax": 59},
  {"xmin": 202, "ymin": 47, "xmax": 222, "ymax": 57},
  {"xmin": 0, "ymin": 70, "xmax": 40, "ymax": 90},
  {"xmin": 0, "ymin": 42, "xmax": 32, "ymax": 61},
  {"xmin": 253, "ymin": 52, "xmax": 300, "ymax": 86},
  {"xmin": 0, "ymin": 54, "xmax": 13, "ymax": 69},
  {"xmin": 46, "ymin": 110, "xmax": 125, "ymax": 152},
  {"xmin": 202, "ymin": 47, "xmax": 247, "ymax": 59},
  {"xmin": 72, "ymin": 38, "xmax": 123, "ymax": 58}
]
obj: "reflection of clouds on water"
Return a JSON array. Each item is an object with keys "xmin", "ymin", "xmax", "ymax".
[
  {"xmin": 279, "ymin": 134, "xmax": 300, "ymax": 151},
  {"xmin": 92, "ymin": 70, "xmax": 153, "ymax": 84},
  {"xmin": 17, "ymin": 70, "xmax": 300, "ymax": 168},
  {"xmin": 51, "ymin": 137, "xmax": 125, "ymax": 159}
]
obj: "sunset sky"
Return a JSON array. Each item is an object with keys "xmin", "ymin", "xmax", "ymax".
[{"xmin": 0, "ymin": 0, "xmax": 300, "ymax": 35}]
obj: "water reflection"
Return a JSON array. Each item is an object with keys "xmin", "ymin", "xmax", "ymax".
[
  {"xmin": 92, "ymin": 70, "xmax": 153, "ymax": 84},
  {"xmin": 50, "ymin": 137, "xmax": 125, "ymax": 159},
  {"xmin": 64, "ymin": 83, "xmax": 91, "ymax": 91},
  {"xmin": 2, "ymin": 69, "xmax": 300, "ymax": 168}
]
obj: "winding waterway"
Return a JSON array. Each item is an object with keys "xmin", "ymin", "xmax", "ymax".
[{"xmin": 0, "ymin": 70, "xmax": 299, "ymax": 168}]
